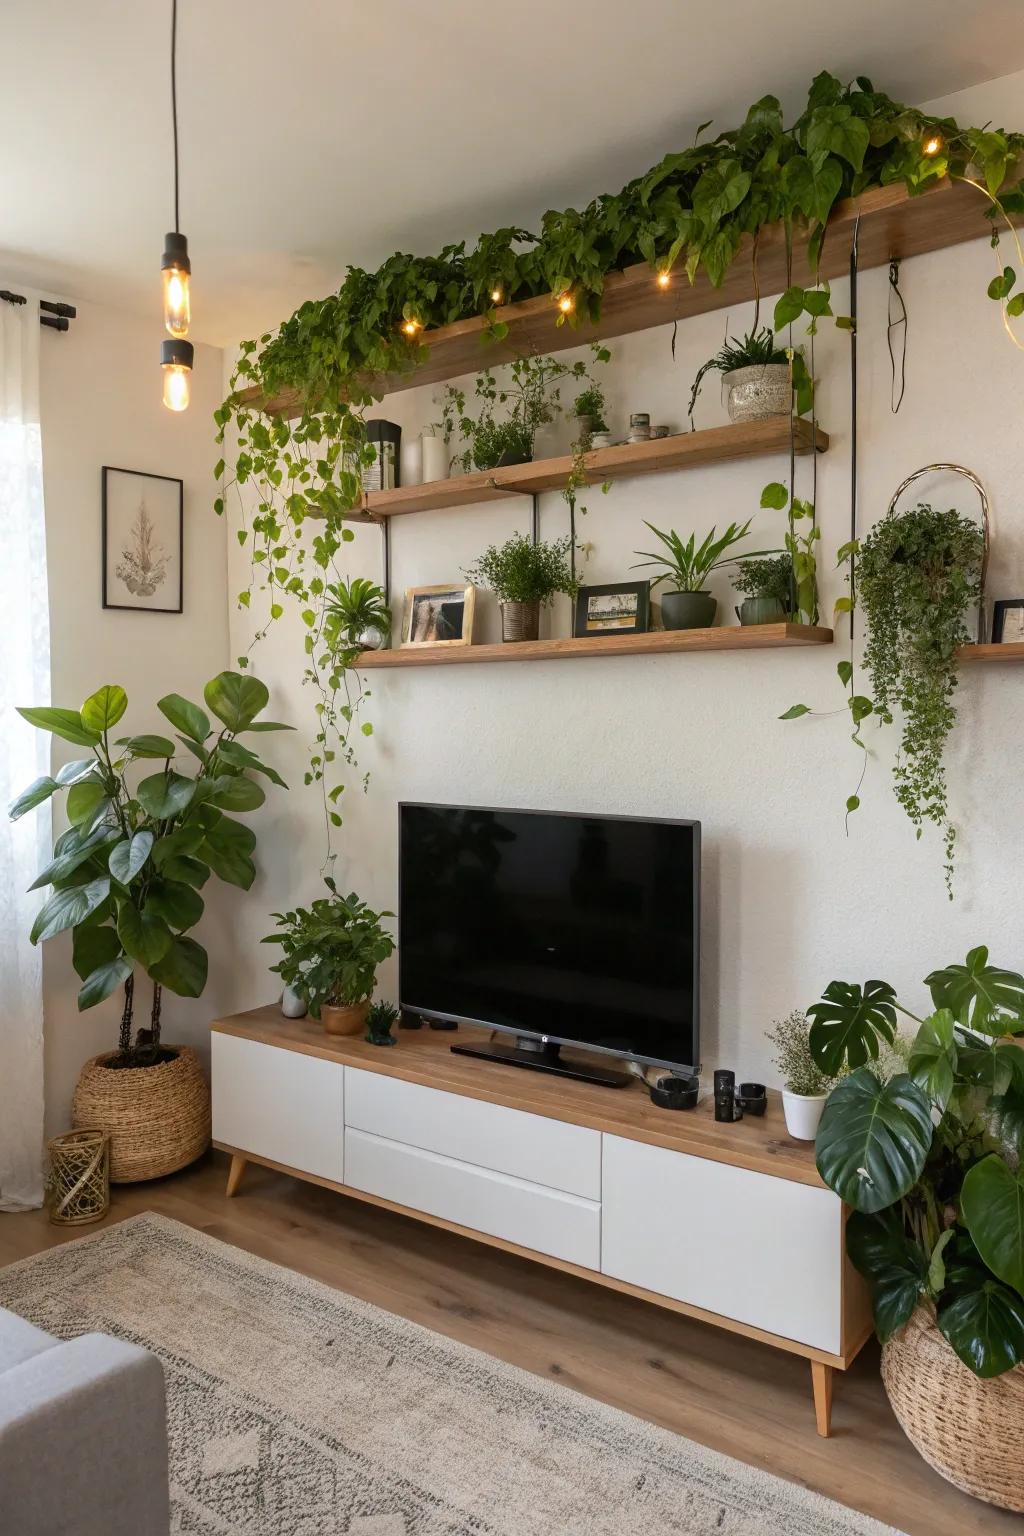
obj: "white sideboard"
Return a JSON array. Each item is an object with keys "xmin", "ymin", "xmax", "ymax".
[{"xmin": 211, "ymin": 1009, "xmax": 871, "ymax": 1435}]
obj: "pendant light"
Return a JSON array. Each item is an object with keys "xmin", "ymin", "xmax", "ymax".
[{"xmin": 160, "ymin": 0, "xmax": 193, "ymax": 409}]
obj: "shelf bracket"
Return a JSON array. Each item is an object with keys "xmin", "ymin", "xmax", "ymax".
[
  {"xmin": 380, "ymin": 517, "xmax": 391, "ymax": 610},
  {"xmin": 531, "ymin": 493, "xmax": 540, "ymax": 546}
]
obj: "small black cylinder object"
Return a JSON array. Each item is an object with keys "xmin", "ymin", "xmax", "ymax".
[
  {"xmin": 714, "ymin": 1090, "xmax": 743, "ymax": 1123},
  {"xmin": 649, "ymin": 1074, "xmax": 699, "ymax": 1111},
  {"xmin": 713, "ymin": 1068, "xmax": 735, "ymax": 1096},
  {"xmin": 161, "ymin": 230, "xmax": 191, "ymax": 274},
  {"xmin": 736, "ymin": 1082, "xmax": 767, "ymax": 1116},
  {"xmin": 160, "ymin": 338, "xmax": 194, "ymax": 369},
  {"xmin": 365, "ymin": 419, "xmax": 403, "ymax": 489}
]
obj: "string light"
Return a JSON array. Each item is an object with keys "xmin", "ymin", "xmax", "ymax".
[
  {"xmin": 657, "ymin": 270, "xmax": 671, "ymax": 289},
  {"xmin": 490, "ymin": 287, "xmax": 503, "ymax": 304},
  {"xmin": 401, "ymin": 318, "xmax": 421, "ymax": 337},
  {"xmin": 922, "ymin": 133, "xmax": 943, "ymax": 157},
  {"xmin": 557, "ymin": 291, "xmax": 574, "ymax": 314}
]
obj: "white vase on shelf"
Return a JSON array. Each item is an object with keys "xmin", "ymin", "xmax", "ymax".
[
  {"xmin": 420, "ymin": 432, "xmax": 448, "ymax": 483},
  {"xmin": 400, "ymin": 436, "xmax": 422, "ymax": 487}
]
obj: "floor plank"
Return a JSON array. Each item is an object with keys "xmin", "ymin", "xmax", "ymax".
[{"xmin": 0, "ymin": 1153, "xmax": 1015, "ymax": 1536}]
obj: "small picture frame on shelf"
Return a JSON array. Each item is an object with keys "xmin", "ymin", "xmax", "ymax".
[
  {"xmin": 573, "ymin": 580, "xmax": 651, "ymax": 638},
  {"xmin": 401, "ymin": 584, "xmax": 476, "ymax": 647},
  {"xmin": 991, "ymin": 599, "xmax": 1024, "ymax": 644}
]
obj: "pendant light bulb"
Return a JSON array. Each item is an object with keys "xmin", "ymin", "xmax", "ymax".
[
  {"xmin": 161, "ymin": 338, "xmax": 194, "ymax": 412},
  {"xmin": 162, "ymin": 232, "xmax": 191, "ymax": 336}
]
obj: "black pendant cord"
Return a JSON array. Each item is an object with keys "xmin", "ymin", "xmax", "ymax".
[
  {"xmin": 849, "ymin": 217, "xmax": 860, "ymax": 640},
  {"xmin": 171, "ymin": 0, "xmax": 180, "ymax": 233},
  {"xmin": 887, "ymin": 259, "xmax": 907, "ymax": 414}
]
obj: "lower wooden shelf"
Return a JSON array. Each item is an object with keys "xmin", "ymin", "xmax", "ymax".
[
  {"xmin": 357, "ymin": 623, "xmax": 833, "ymax": 669},
  {"xmin": 957, "ymin": 641, "xmax": 1024, "ymax": 662}
]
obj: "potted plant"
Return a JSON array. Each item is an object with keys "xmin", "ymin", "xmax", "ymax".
[
  {"xmin": 766, "ymin": 1011, "xmax": 836, "ymax": 1140},
  {"xmin": 324, "ymin": 577, "xmax": 391, "ymax": 651},
  {"xmin": 366, "ymin": 999, "xmax": 400, "ymax": 1046},
  {"xmin": 688, "ymin": 328, "xmax": 792, "ymax": 426},
  {"xmin": 732, "ymin": 554, "xmax": 793, "ymax": 624},
  {"xmin": 809, "ymin": 948, "xmax": 1024, "ymax": 1511},
  {"xmin": 263, "ymin": 884, "xmax": 395, "ymax": 1036},
  {"xmin": 464, "ymin": 532, "xmax": 579, "ymax": 642},
  {"xmin": 572, "ymin": 384, "xmax": 609, "ymax": 444},
  {"xmin": 11, "ymin": 673, "xmax": 288, "ymax": 1181},
  {"xmin": 632, "ymin": 518, "xmax": 776, "ymax": 630},
  {"xmin": 437, "ymin": 349, "xmax": 609, "ymax": 474}
]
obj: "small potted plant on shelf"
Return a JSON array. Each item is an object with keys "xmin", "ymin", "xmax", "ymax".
[
  {"xmin": 324, "ymin": 577, "xmax": 391, "ymax": 651},
  {"xmin": 572, "ymin": 384, "xmax": 609, "ymax": 446},
  {"xmin": 366, "ymin": 1000, "xmax": 400, "ymax": 1046},
  {"xmin": 808, "ymin": 948, "xmax": 1024, "ymax": 1512},
  {"xmin": 766, "ymin": 1010, "xmax": 837, "ymax": 1140},
  {"xmin": 11, "ymin": 672, "xmax": 288, "ymax": 1182},
  {"xmin": 263, "ymin": 884, "xmax": 395, "ymax": 1036},
  {"xmin": 632, "ymin": 518, "xmax": 776, "ymax": 630},
  {"xmin": 688, "ymin": 328, "xmax": 792, "ymax": 425},
  {"xmin": 464, "ymin": 532, "xmax": 579, "ymax": 642},
  {"xmin": 732, "ymin": 554, "xmax": 793, "ymax": 625}
]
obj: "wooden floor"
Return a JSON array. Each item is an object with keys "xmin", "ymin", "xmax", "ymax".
[{"xmin": 0, "ymin": 1152, "xmax": 1013, "ymax": 1536}]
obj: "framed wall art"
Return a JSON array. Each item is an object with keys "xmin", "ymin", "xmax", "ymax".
[
  {"xmin": 102, "ymin": 466, "xmax": 183, "ymax": 613},
  {"xmin": 401, "ymin": 584, "xmax": 476, "ymax": 647},
  {"xmin": 573, "ymin": 580, "xmax": 651, "ymax": 638}
]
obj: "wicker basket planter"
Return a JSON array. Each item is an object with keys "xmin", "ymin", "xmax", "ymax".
[
  {"xmin": 72, "ymin": 1046, "xmax": 210, "ymax": 1184},
  {"xmin": 881, "ymin": 1307, "xmax": 1024, "ymax": 1513},
  {"xmin": 45, "ymin": 1129, "xmax": 110, "ymax": 1225},
  {"xmin": 501, "ymin": 600, "xmax": 541, "ymax": 642}
]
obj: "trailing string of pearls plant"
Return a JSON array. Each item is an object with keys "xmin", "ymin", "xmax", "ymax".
[{"xmin": 215, "ymin": 70, "xmax": 1024, "ymax": 858}]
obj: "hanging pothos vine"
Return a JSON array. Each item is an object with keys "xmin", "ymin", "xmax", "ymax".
[{"xmin": 216, "ymin": 70, "xmax": 1024, "ymax": 861}]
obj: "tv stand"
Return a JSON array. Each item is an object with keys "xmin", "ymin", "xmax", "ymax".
[{"xmin": 450, "ymin": 1035, "xmax": 631, "ymax": 1088}]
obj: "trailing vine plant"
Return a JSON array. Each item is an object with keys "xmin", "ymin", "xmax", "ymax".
[
  {"xmin": 784, "ymin": 505, "xmax": 984, "ymax": 894},
  {"xmin": 217, "ymin": 72, "xmax": 1022, "ymax": 859}
]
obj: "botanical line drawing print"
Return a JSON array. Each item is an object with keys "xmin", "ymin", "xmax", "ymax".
[{"xmin": 116, "ymin": 500, "xmax": 169, "ymax": 597}]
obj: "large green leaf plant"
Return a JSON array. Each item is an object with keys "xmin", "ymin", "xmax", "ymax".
[
  {"xmin": 11, "ymin": 673, "xmax": 290, "ymax": 1066},
  {"xmin": 810, "ymin": 947, "xmax": 1024, "ymax": 1377}
]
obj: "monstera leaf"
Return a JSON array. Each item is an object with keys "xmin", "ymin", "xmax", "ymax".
[
  {"xmin": 908, "ymin": 1009, "xmax": 958, "ymax": 1109},
  {"xmin": 961, "ymin": 1155, "xmax": 1024, "ymax": 1297},
  {"xmin": 938, "ymin": 1279, "xmax": 1024, "ymax": 1378},
  {"xmin": 926, "ymin": 947, "xmax": 1024, "ymax": 1036},
  {"xmin": 846, "ymin": 1208, "xmax": 928, "ymax": 1340},
  {"xmin": 815, "ymin": 1068, "xmax": 933, "ymax": 1212},
  {"xmin": 807, "ymin": 979, "xmax": 899, "ymax": 1075}
]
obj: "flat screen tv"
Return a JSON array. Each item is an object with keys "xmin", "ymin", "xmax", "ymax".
[{"xmin": 399, "ymin": 803, "xmax": 700, "ymax": 1085}]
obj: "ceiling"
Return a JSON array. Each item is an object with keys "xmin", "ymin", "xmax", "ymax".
[{"xmin": 3, "ymin": 1, "xmax": 1024, "ymax": 347}]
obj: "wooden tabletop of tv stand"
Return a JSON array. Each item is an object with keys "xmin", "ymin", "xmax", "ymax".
[{"xmin": 212, "ymin": 1008, "xmax": 824, "ymax": 1189}]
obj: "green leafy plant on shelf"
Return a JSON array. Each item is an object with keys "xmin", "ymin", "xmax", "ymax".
[
  {"xmin": 782, "ymin": 503, "xmax": 984, "ymax": 892},
  {"xmin": 732, "ymin": 554, "xmax": 794, "ymax": 606},
  {"xmin": 572, "ymin": 384, "xmax": 609, "ymax": 434},
  {"xmin": 263, "ymin": 884, "xmax": 395, "ymax": 1020},
  {"xmin": 759, "ymin": 479, "xmax": 819, "ymax": 625},
  {"xmin": 687, "ymin": 328, "xmax": 813, "ymax": 423},
  {"xmin": 10, "ymin": 675, "xmax": 288, "ymax": 1066},
  {"xmin": 766, "ymin": 1010, "xmax": 837, "ymax": 1097},
  {"xmin": 464, "ymin": 532, "xmax": 580, "ymax": 606},
  {"xmin": 632, "ymin": 518, "xmax": 776, "ymax": 593},
  {"xmin": 810, "ymin": 947, "xmax": 1024, "ymax": 1380}
]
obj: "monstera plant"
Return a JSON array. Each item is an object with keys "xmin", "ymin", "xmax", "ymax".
[
  {"xmin": 12, "ymin": 672, "xmax": 289, "ymax": 1067},
  {"xmin": 810, "ymin": 948, "xmax": 1024, "ymax": 1379}
]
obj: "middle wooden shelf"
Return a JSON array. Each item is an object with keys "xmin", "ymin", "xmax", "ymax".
[{"xmin": 354, "ymin": 415, "xmax": 828, "ymax": 521}]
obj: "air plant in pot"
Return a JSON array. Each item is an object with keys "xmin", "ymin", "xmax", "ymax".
[
  {"xmin": 464, "ymin": 532, "xmax": 579, "ymax": 642},
  {"xmin": 632, "ymin": 518, "xmax": 777, "ymax": 630}
]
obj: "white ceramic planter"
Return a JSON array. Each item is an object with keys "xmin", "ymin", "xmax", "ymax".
[
  {"xmin": 420, "ymin": 432, "xmax": 449, "ymax": 483},
  {"xmin": 782, "ymin": 1089, "xmax": 827, "ymax": 1141},
  {"xmin": 725, "ymin": 363, "xmax": 791, "ymax": 423},
  {"xmin": 400, "ymin": 436, "xmax": 423, "ymax": 487},
  {"xmin": 280, "ymin": 985, "xmax": 307, "ymax": 1020}
]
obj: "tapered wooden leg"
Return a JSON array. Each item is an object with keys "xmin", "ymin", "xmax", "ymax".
[
  {"xmin": 811, "ymin": 1361, "xmax": 834, "ymax": 1437},
  {"xmin": 225, "ymin": 1154, "xmax": 247, "ymax": 1198}
]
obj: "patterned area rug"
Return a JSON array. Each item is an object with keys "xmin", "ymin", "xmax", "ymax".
[{"xmin": 0, "ymin": 1214, "xmax": 902, "ymax": 1536}]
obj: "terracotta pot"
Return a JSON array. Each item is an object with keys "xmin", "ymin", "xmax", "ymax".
[
  {"xmin": 882, "ymin": 1307, "xmax": 1024, "ymax": 1512},
  {"xmin": 320, "ymin": 1000, "xmax": 370, "ymax": 1036},
  {"xmin": 501, "ymin": 600, "xmax": 541, "ymax": 642},
  {"xmin": 72, "ymin": 1046, "xmax": 210, "ymax": 1183}
]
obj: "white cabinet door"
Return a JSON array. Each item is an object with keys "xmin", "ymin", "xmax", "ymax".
[
  {"xmin": 346, "ymin": 1068, "xmax": 601, "ymax": 1199},
  {"xmin": 345, "ymin": 1128, "xmax": 601, "ymax": 1269},
  {"xmin": 601, "ymin": 1134, "xmax": 842, "ymax": 1352},
  {"xmin": 211, "ymin": 1033, "xmax": 344, "ymax": 1184}
]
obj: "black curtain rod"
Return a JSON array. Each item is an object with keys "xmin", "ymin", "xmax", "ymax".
[{"xmin": 0, "ymin": 289, "xmax": 77, "ymax": 331}]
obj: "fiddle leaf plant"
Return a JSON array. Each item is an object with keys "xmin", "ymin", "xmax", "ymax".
[
  {"xmin": 12, "ymin": 673, "xmax": 289, "ymax": 1066},
  {"xmin": 811, "ymin": 949, "xmax": 1024, "ymax": 1378}
]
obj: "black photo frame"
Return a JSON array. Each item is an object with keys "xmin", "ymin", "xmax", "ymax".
[
  {"xmin": 573, "ymin": 580, "xmax": 651, "ymax": 638},
  {"xmin": 102, "ymin": 466, "xmax": 183, "ymax": 613},
  {"xmin": 991, "ymin": 598, "xmax": 1024, "ymax": 644}
]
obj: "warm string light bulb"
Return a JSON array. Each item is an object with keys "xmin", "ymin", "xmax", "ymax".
[
  {"xmin": 657, "ymin": 269, "xmax": 671, "ymax": 289},
  {"xmin": 922, "ymin": 133, "xmax": 943, "ymax": 157},
  {"xmin": 402, "ymin": 318, "xmax": 421, "ymax": 336},
  {"xmin": 490, "ymin": 287, "xmax": 503, "ymax": 304},
  {"xmin": 161, "ymin": 338, "xmax": 193, "ymax": 412},
  {"xmin": 557, "ymin": 291, "xmax": 574, "ymax": 314}
]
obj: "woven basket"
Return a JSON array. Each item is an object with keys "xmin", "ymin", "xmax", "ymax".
[
  {"xmin": 72, "ymin": 1046, "xmax": 210, "ymax": 1184},
  {"xmin": 501, "ymin": 601, "xmax": 540, "ymax": 642},
  {"xmin": 45, "ymin": 1129, "xmax": 110, "ymax": 1226},
  {"xmin": 881, "ymin": 1307, "xmax": 1024, "ymax": 1512}
]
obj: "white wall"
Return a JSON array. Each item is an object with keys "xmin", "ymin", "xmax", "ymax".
[
  {"xmin": 224, "ymin": 209, "xmax": 1024, "ymax": 1088},
  {"xmin": 37, "ymin": 299, "xmax": 229, "ymax": 1132}
]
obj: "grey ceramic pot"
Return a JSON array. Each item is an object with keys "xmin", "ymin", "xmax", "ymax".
[
  {"xmin": 661, "ymin": 591, "xmax": 717, "ymax": 630},
  {"xmin": 280, "ymin": 985, "xmax": 307, "ymax": 1019},
  {"xmin": 736, "ymin": 596, "xmax": 786, "ymax": 626}
]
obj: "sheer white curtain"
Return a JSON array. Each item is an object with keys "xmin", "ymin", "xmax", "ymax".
[{"xmin": 0, "ymin": 295, "xmax": 51, "ymax": 1210}]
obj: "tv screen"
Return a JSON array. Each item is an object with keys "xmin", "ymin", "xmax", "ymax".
[{"xmin": 399, "ymin": 803, "xmax": 700, "ymax": 1073}]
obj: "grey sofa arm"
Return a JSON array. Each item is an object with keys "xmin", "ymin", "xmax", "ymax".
[{"xmin": 0, "ymin": 1332, "xmax": 170, "ymax": 1536}]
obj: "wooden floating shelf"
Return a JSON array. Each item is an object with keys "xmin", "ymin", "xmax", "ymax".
[
  {"xmin": 245, "ymin": 178, "xmax": 1007, "ymax": 418},
  {"xmin": 957, "ymin": 641, "xmax": 1024, "ymax": 662},
  {"xmin": 356, "ymin": 623, "xmax": 833, "ymax": 669},
  {"xmin": 354, "ymin": 417, "xmax": 828, "ymax": 521}
]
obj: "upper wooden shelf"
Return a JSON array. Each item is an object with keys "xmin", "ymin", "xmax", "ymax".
[
  {"xmin": 244, "ymin": 178, "xmax": 999, "ymax": 418},
  {"xmin": 957, "ymin": 641, "xmax": 1024, "ymax": 662},
  {"xmin": 354, "ymin": 417, "xmax": 827, "ymax": 520},
  {"xmin": 356, "ymin": 623, "xmax": 832, "ymax": 669}
]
